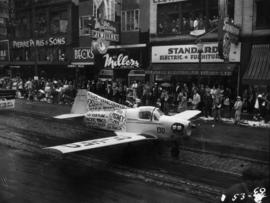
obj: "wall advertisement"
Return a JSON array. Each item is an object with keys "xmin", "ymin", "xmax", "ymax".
[
  {"xmin": 12, "ymin": 37, "xmax": 66, "ymax": 49},
  {"xmin": 152, "ymin": 42, "xmax": 241, "ymax": 63}
]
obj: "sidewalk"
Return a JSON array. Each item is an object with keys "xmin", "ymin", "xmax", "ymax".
[{"xmin": 199, "ymin": 116, "xmax": 270, "ymax": 128}]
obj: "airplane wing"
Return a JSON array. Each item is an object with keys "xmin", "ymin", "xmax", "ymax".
[
  {"xmin": 54, "ymin": 113, "xmax": 85, "ymax": 119},
  {"xmin": 172, "ymin": 110, "xmax": 201, "ymax": 120},
  {"xmin": 44, "ymin": 132, "xmax": 156, "ymax": 154}
]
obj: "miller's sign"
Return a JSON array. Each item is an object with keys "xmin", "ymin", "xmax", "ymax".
[
  {"xmin": 72, "ymin": 47, "xmax": 94, "ymax": 65},
  {"xmin": 103, "ymin": 54, "xmax": 140, "ymax": 69},
  {"xmin": 12, "ymin": 37, "xmax": 66, "ymax": 48}
]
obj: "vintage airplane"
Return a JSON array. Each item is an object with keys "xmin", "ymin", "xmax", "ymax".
[
  {"xmin": 0, "ymin": 89, "xmax": 16, "ymax": 110},
  {"xmin": 44, "ymin": 89, "xmax": 200, "ymax": 156}
]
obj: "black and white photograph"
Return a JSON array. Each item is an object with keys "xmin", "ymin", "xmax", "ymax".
[{"xmin": 0, "ymin": 0, "xmax": 269, "ymax": 202}]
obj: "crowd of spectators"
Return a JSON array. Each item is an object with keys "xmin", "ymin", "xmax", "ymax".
[
  {"xmin": 157, "ymin": 14, "xmax": 220, "ymax": 35},
  {"xmin": 1, "ymin": 76, "xmax": 269, "ymax": 123}
]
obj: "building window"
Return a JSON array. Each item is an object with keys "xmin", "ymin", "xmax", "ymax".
[
  {"xmin": 121, "ymin": 9, "xmax": 140, "ymax": 32},
  {"xmin": 93, "ymin": 0, "xmax": 115, "ymax": 22},
  {"xmin": 15, "ymin": 14, "xmax": 31, "ymax": 38},
  {"xmin": 36, "ymin": 11, "xmax": 47, "ymax": 37},
  {"xmin": 50, "ymin": 10, "xmax": 68, "ymax": 35},
  {"xmin": 79, "ymin": 15, "xmax": 93, "ymax": 36},
  {"xmin": 255, "ymin": 0, "xmax": 270, "ymax": 29},
  {"xmin": 156, "ymin": 0, "xmax": 218, "ymax": 35}
]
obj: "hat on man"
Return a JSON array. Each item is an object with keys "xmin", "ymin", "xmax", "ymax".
[{"xmin": 237, "ymin": 96, "xmax": 241, "ymax": 99}]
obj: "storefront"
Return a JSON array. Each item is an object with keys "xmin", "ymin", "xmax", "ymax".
[
  {"xmin": 148, "ymin": 42, "xmax": 241, "ymax": 88},
  {"xmin": 94, "ymin": 44, "xmax": 148, "ymax": 84},
  {"xmin": 9, "ymin": 36, "xmax": 73, "ymax": 78}
]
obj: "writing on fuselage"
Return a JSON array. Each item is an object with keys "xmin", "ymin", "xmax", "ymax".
[{"xmin": 84, "ymin": 110, "xmax": 127, "ymax": 131}]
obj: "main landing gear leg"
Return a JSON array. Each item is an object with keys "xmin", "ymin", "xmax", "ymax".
[{"xmin": 170, "ymin": 140, "xmax": 180, "ymax": 158}]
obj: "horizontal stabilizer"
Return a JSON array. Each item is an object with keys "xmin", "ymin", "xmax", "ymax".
[
  {"xmin": 44, "ymin": 132, "xmax": 155, "ymax": 153},
  {"xmin": 54, "ymin": 113, "xmax": 84, "ymax": 119}
]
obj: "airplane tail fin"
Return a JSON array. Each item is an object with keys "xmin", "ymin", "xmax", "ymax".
[
  {"xmin": 70, "ymin": 89, "xmax": 89, "ymax": 114},
  {"xmin": 71, "ymin": 89, "xmax": 128, "ymax": 114}
]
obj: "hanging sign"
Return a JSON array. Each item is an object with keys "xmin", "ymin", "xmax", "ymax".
[
  {"xmin": 72, "ymin": 47, "xmax": 94, "ymax": 65},
  {"xmin": 103, "ymin": 53, "xmax": 140, "ymax": 69}
]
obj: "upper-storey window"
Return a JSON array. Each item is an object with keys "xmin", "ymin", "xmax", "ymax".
[
  {"xmin": 35, "ymin": 11, "xmax": 47, "ymax": 37},
  {"xmin": 79, "ymin": 16, "xmax": 93, "ymax": 36},
  {"xmin": 157, "ymin": 0, "xmax": 219, "ymax": 35},
  {"xmin": 121, "ymin": 9, "xmax": 139, "ymax": 32},
  {"xmin": 14, "ymin": 14, "xmax": 31, "ymax": 38},
  {"xmin": 50, "ymin": 10, "xmax": 68, "ymax": 35},
  {"xmin": 255, "ymin": 0, "xmax": 270, "ymax": 29},
  {"xmin": 93, "ymin": 0, "xmax": 116, "ymax": 22}
]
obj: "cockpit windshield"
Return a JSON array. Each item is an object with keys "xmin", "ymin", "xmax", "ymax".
[{"xmin": 153, "ymin": 108, "xmax": 164, "ymax": 121}]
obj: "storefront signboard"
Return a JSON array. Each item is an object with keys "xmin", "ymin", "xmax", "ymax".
[
  {"xmin": 0, "ymin": 40, "xmax": 9, "ymax": 61},
  {"xmin": 86, "ymin": 15, "xmax": 119, "ymax": 42},
  {"xmin": 72, "ymin": 47, "xmax": 94, "ymax": 65},
  {"xmin": 152, "ymin": 42, "xmax": 241, "ymax": 63},
  {"xmin": 103, "ymin": 53, "xmax": 140, "ymax": 69},
  {"xmin": 12, "ymin": 37, "xmax": 66, "ymax": 48}
]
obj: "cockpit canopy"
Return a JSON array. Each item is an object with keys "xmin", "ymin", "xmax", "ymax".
[{"xmin": 137, "ymin": 106, "xmax": 164, "ymax": 121}]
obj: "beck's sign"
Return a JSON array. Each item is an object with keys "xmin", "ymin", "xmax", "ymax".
[
  {"xmin": 72, "ymin": 47, "xmax": 94, "ymax": 65},
  {"xmin": 152, "ymin": 43, "xmax": 241, "ymax": 63}
]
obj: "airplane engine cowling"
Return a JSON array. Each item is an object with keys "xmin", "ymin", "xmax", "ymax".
[
  {"xmin": 171, "ymin": 122, "xmax": 192, "ymax": 137},
  {"xmin": 171, "ymin": 123, "xmax": 185, "ymax": 134}
]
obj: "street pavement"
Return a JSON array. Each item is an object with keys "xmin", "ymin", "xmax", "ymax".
[
  {"xmin": 0, "ymin": 99, "xmax": 267, "ymax": 203},
  {"xmin": 15, "ymin": 99, "xmax": 270, "ymax": 161},
  {"xmin": 0, "ymin": 103, "xmax": 206, "ymax": 203}
]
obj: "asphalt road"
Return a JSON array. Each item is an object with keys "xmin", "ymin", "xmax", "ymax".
[
  {"xmin": 0, "ymin": 100, "xmax": 269, "ymax": 203},
  {"xmin": 0, "ymin": 107, "xmax": 205, "ymax": 203}
]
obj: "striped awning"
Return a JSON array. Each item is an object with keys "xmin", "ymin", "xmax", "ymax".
[{"xmin": 242, "ymin": 44, "xmax": 270, "ymax": 85}]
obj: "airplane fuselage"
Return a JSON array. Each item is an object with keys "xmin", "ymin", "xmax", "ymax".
[{"xmin": 83, "ymin": 106, "xmax": 190, "ymax": 141}]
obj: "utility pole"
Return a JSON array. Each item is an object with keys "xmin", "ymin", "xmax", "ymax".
[{"xmin": 32, "ymin": 0, "xmax": 38, "ymax": 79}]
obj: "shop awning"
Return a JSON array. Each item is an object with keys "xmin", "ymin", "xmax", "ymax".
[
  {"xmin": 242, "ymin": 44, "xmax": 270, "ymax": 85},
  {"xmin": 146, "ymin": 63, "xmax": 236, "ymax": 76}
]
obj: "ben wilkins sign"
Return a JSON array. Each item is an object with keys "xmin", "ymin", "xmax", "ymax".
[
  {"xmin": 103, "ymin": 53, "xmax": 140, "ymax": 69},
  {"xmin": 87, "ymin": 16, "xmax": 119, "ymax": 42},
  {"xmin": 152, "ymin": 43, "xmax": 241, "ymax": 63},
  {"xmin": 12, "ymin": 37, "xmax": 66, "ymax": 48}
]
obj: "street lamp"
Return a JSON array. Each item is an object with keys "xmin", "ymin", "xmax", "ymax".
[{"xmin": 197, "ymin": 41, "xmax": 203, "ymax": 84}]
